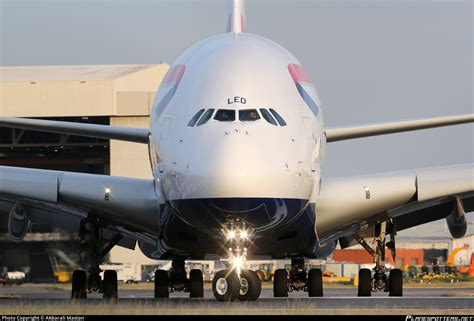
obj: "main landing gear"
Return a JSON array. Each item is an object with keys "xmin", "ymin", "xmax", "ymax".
[
  {"xmin": 71, "ymin": 220, "xmax": 121, "ymax": 299},
  {"xmin": 354, "ymin": 220, "xmax": 403, "ymax": 297},
  {"xmin": 211, "ymin": 218, "xmax": 262, "ymax": 301},
  {"xmin": 154, "ymin": 258, "xmax": 204, "ymax": 298},
  {"xmin": 273, "ymin": 257, "xmax": 323, "ymax": 298}
]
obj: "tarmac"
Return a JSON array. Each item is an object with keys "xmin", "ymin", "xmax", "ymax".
[{"xmin": 0, "ymin": 284, "xmax": 473, "ymax": 315}]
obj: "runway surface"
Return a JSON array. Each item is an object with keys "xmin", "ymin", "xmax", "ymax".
[{"xmin": 1, "ymin": 285, "xmax": 473, "ymax": 315}]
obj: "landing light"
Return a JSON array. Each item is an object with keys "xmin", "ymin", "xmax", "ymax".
[
  {"xmin": 104, "ymin": 187, "xmax": 111, "ymax": 201},
  {"xmin": 225, "ymin": 228, "xmax": 251, "ymax": 240},
  {"xmin": 233, "ymin": 256, "xmax": 243, "ymax": 269},
  {"xmin": 227, "ymin": 230, "xmax": 236, "ymax": 239}
]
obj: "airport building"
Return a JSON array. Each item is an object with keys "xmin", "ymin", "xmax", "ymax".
[
  {"xmin": 331, "ymin": 233, "xmax": 474, "ymax": 269},
  {"xmin": 0, "ymin": 64, "xmax": 169, "ymax": 281}
]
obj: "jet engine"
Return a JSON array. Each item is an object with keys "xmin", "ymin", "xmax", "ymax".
[
  {"xmin": 8, "ymin": 203, "xmax": 30, "ymax": 242},
  {"xmin": 446, "ymin": 197, "xmax": 467, "ymax": 239}
]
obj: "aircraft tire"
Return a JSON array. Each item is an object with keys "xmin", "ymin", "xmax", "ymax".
[
  {"xmin": 154, "ymin": 269, "xmax": 169, "ymax": 298},
  {"xmin": 71, "ymin": 270, "xmax": 87, "ymax": 299},
  {"xmin": 357, "ymin": 268, "xmax": 372, "ymax": 297},
  {"xmin": 103, "ymin": 270, "xmax": 118, "ymax": 299},
  {"xmin": 238, "ymin": 270, "xmax": 261, "ymax": 301},
  {"xmin": 189, "ymin": 269, "xmax": 204, "ymax": 298},
  {"xmin": 212, "ymin": 270, "xmax": 239, "ymax": 302},
  {"xmin": 389, "ymin": 269, "xmax": 403, "ymax": 297},
  {"xmin": 307, "ymin": 269, "xmax": 323, "ymax": 297},
  {"xmin": 273, "ymin": 269, "xmax": 288, "ymax": 297}
]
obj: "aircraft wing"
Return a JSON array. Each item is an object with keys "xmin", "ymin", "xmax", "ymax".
[
  {"xmin": 315, "ymin": 164, "xmax": 474, "ymax": 246},
  {"xmin": 0, "ymin": 165, "xmax": 162, "ymax": 247},
  {"xmin": 325, "ymin": 114, "xmax": 474, "ymax": 142},
  {"xmin": 0, "ymin": 117, "xmax": 150, "ymax": 144}
]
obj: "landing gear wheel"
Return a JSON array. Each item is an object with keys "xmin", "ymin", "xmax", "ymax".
[
  {"xmin": 389, "ymin": 269, "xmax": 403, "ymax": 297},
  {"xmin": 212, "ymin": 270, "xmax": 239, "ymax": 302},
  {"xmin": 358, "ymin": 268, "xmax": 372, "ymax": 297},
  {"xmin": 273, "ymin": 269, "xmax": 288, "ymax": 297},
  {"xmin": 71, "ymin": 270, "xmax": 87, "ymax": 299},
  {"xmin": 154, "ymin": 269, "xmax": 169, "ymax": 298},
  {"xmin": 307, "ymin": 269, "xmax": 323, "ymax": 297},
  {"xmin": 103, "ymin": 270, "xmax": 118, "ymax": 299},
  {"xmin": 238, "ymin": 270, "xmax": 261, "ymax": 301},
  {"xmin": 189, "ymin": 269, "xmax": 204, "ymax": 298}
]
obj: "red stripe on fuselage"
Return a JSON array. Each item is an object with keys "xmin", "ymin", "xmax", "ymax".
[
  {"xmin": 162, "ymin": 64, "xmax": 186, "ymax": 85},
  {"xmin": 288, "ymin": 63, "xmax": 311, "ymax": 83},
  {"xmin": 241, "ymin": 14, "xmax": 246, "ymax": 33}
]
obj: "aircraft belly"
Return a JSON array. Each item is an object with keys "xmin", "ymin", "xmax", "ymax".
[{"xmin": 153, "ymin": 198, "xmax": 320, "ymax": 259}]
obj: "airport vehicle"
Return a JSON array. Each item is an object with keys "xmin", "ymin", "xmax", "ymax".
[
  {"xmin": 100, "ymin": 263, "xmax": 142, "ymax": 284},
  {"xmin": 0, "ymin": 0, "xmax": 473, "ymax": 301},
  {"xmin": 447, "ymin": 246, "xmax": 469, "ymax": 267},
  {"xmin": 0, "ymin": 272, "xmax": 26, "ymax": 286}
]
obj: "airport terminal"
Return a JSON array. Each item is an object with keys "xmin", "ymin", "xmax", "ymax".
[{"xmin": 1, "ymin": 64, "xmax": 473, "ymax": 285}]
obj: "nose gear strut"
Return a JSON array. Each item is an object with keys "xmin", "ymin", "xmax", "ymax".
[{"xmin": 220, "ymin": 218, "xmax": 254, "ymax": 276}]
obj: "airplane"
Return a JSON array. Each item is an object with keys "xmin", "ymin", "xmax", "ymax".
[{"xmin": 0, "ymin": 0, "xmax": 473, "ymax": 301}]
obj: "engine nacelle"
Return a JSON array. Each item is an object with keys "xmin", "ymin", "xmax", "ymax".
[
  {"xmin": 446, "ymin": 197, "xmax": 467, "ymax": 239},
  {"xmin": 8, "ymin": 203, "xmax": 30, "ymax": 242}
]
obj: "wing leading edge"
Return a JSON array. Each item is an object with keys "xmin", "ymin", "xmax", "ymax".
[
  {"xmin": 0, "ymin": 117, "xmax": 150, "ymax": 144},
  {"xmin": 325, "ymin": 114, "xmax": 474, "ymax": 143}
]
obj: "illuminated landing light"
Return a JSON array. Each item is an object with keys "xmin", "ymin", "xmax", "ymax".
[
  {"xmin": 104, "ymin": 187, "xmax": 111, "ymax": 201},
  {"xmin": 240, "ymin": 230, "xmax": 248, "ymax": 239},
  {"xmin": 227, "ymin": 230, "xmax": 236, "ymax": 240},
  {"xmin": 232, "ymin": 256, "xmax": 244, "ymax": 276},
  {"xmin": 233, "ymin": 256, "xmax": 243, "ymax": 268}
]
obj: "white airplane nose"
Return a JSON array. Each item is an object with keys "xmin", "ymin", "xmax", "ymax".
[
  {"xmin": 164, "ymin": 133, "xmax": 313, "ymax": 201},
  {"xmin": 161, "ymin": 134, "xmax": 315, "ymax": 236}
]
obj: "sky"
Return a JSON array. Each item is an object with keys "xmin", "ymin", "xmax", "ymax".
[{"xmin": 0, "ymin": 0, "xmax": 473, "ymax": 236}]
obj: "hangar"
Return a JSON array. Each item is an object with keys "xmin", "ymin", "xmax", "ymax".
[{"xmin": 0, "ymin": 64, "xmax": 168, "ymax": 280}]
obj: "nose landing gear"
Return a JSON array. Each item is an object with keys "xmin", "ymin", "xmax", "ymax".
[
  {"xmin": 212, "ymin": 269, "xmax": 240, "ymax": 301},
  {"xmin": 212, "ymin": 219, "xmax": 262, "ymax": 301},
  {"xmin": 238, "ymin": 269, "xmax": 261, "ymax": 301}
]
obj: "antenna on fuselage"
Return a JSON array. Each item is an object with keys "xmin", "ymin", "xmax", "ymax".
[{"xmin": 226, "ymin": 0, "xmax": 246, "ymax": 33}]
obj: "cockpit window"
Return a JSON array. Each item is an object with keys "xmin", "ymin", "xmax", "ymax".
[
  {"xmin": 214, "ymin": 109, "xmax": 236, "ymax": 122},
  {"xmin": 187, "ymin": 109, "xmax": 205, "ymax": 127},
  {"xmin": 239, "ymin": 109, "xmax": 261, "ymax": 121},
  {"xmin": 196, "ymin": 109, "xmax": 215, "ymax": 126},
  {"xmin": 269, "ymin": 109, "xmax": 287, "ymax": 126},
  {"xmin": 259, "ymin": 109, "xmax": 278, "ymax": 126}
]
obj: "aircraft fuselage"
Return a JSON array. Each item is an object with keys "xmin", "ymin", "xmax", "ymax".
[{"xmin": 145, "ymin": 33, "xmax": 331, "ymax": 259}]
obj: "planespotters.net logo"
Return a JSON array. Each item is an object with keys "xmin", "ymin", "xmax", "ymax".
[{"xmin": 406, "ymin": 316, "xmax": 474, "ymax": 321}]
